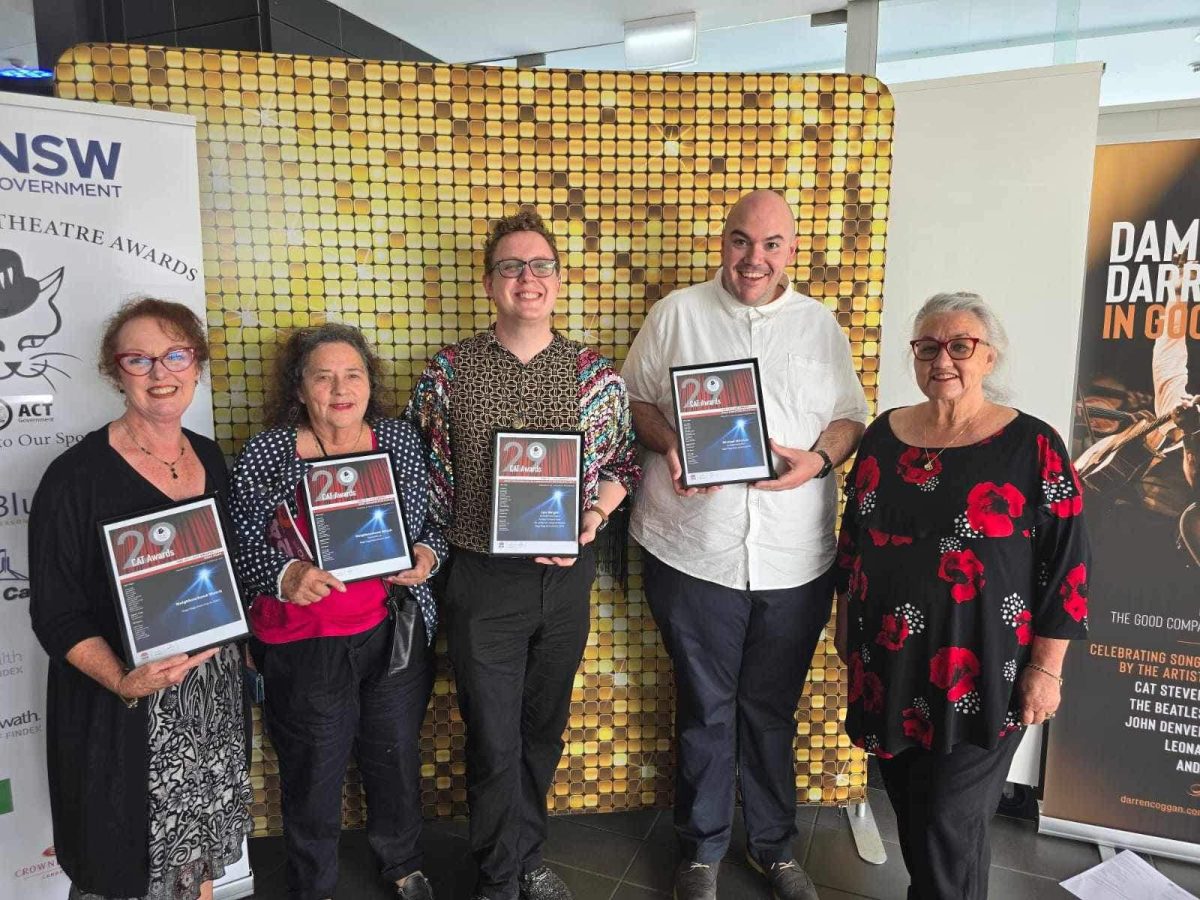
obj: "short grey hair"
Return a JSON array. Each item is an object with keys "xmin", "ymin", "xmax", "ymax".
[{"xmin": 912, "ymin": 291, "xmax": 1010, "ymax": 403}]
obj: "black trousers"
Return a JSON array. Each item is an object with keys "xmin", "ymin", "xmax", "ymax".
[
  {"xmin": 877, "ymin": 734, "xmax": 1022, "ymax": 900},
  {"xmin": 642, "ymin": 551, "xmax": 834, "ymax": 865},
  {"xmin": 254, "ymin": 616, "xmax": 433, "ymax": 900},
  {"xmin": 443, "ymin": 547, "xmax": 596, "ymax": 900}
]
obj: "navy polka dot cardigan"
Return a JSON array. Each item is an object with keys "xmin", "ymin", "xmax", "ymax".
[{"xmin": 228, "ymin": 418, "xmax": 447, "ymax": 643}]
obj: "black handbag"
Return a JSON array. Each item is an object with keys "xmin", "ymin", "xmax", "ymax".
[{"xmin": 385, "ymin": 586, "xmax": 420, "ymax": 676}]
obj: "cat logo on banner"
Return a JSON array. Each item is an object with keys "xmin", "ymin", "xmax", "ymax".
[{"xmin": 0, "ymin": 247, "xmax": 71, "ymax": 391}]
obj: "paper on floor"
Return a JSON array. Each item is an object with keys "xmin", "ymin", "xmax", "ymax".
[{"xmin": 1061, "ymin": 849, "xmax": 1198, "ymax": 900}]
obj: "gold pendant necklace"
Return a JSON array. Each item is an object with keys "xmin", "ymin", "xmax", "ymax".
[
  {"xmin": 123, "ymin": 421, "xmax": 186, "ymax": 479},
  {"xmin": 922, "ymin": 415, "xmax": 977, "ymax": 470}
]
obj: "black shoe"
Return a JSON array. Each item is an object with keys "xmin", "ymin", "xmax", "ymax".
[
  {"xmin": 395, "ymin": 870, "xmax": 434, "ymax": 900},
  {"xmin": 747, "ymin": 855, "xmax": 820, "ymax": 900},
  {"xmin": 673, "ymin": 860, "xmax": 718, "ymax": 900},
  {"xmin": 519, "ymin": 865, "xmax": 573, "ymax": 900}
]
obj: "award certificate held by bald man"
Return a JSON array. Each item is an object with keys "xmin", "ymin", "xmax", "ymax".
[{"xmin": 670, "ymin": 358, "xmax": 774, "ymax": 487}]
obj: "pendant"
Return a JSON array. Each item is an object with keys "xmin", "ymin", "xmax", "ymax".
[
  {"xmin": 169, "ymin": 467, "xmax": 179, "ymax": 480},
  {"xmin": 923, "ymin": 460, "xmax": 934, "ymax": 471},
  {"xmin": 513, "ymin": 417, "xmax": 526, "ymax": 429}
]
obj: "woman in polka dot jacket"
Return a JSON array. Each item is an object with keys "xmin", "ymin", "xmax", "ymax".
[{"xmin": 228, "ymin": 323, "xmax": 445, "ymax": 900}]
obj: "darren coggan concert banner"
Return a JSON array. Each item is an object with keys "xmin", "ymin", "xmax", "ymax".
[{"xmin": 1042, "ymin": 139, "xmax": 1200, "ymax": 848}]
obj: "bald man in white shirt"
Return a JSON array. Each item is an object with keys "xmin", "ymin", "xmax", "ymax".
[{"xmin": 623, "ymin": 190, "xmax": 868, "ymax": 900}]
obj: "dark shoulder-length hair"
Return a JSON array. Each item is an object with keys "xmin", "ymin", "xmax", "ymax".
[
  {"xmin": 263, "ymin": 322, "xmax": 386, "ymax": 428},
  {"xmin": 98, "ymin": 297, "xmax": 210, "ymax": 387}
]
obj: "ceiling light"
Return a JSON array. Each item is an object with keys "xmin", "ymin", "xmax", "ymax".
[
  {"xmin": 0, "ymin": 66, "xmax": 52, "ymax": 79},
  {"xmin": 624, "ymin": 13, "xmax": 698, "ymax": 70}
]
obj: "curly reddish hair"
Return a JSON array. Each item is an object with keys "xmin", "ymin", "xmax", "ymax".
[
  {"xmin": 98, "ymin": 297, "xmax": 210, "ymax": 386},
  {"xmin": 483, "ymin": 208, "xmax": 560, "ymax": 271}
]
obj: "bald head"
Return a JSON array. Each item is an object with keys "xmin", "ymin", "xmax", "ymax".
[
  {"xmin": 720, "ymin": 190, "xmax": 798, "ymax": 307},
  {"xmin": 724, "ymin": 190, "xmax": 797, "ymax": 239}
]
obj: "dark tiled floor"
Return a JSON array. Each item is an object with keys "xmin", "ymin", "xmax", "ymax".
[{"xmin": 244, "ymin": 791, "xmax": 1200, "ymax": 899}]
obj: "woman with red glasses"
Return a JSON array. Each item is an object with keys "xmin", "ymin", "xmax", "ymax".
[
  {"xmin": 834, "ymin": 292, "xmax": 1091, "ymax": 900},
  {"xmin": 28, "ymin": 298, "xmax": 251, "ymax": 900}
]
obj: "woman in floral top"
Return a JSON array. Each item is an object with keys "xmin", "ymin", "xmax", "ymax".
[{"xmin": 835, "ymin": 292, "xmax": 1090, "ymax": 900}]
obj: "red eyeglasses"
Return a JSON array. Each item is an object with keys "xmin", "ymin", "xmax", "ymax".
[
  {"xmin": 909, "ymin": 337, "xmax": 988, "ymax": 362},
  {"xmin": 113, "ymin": 347, "xmax": 197, "ymax": 376}
]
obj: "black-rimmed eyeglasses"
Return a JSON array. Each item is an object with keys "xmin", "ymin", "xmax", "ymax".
[
  {"xmin": 489, "ymin": 258, "xmax": 559, "ymax": 279},
  {"xmin": 909, "ymin": 337, "xmax": 988, "ymax": 361}
]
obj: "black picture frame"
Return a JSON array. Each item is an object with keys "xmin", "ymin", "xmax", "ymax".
[
  {"xmin": 490, "ymin": 429, "xmax": 584, "ymax": 557},
  {"xmin": 669, "ymin": 357, "xmax": 775, "ymax": 488},
  {"xmin": 301, "ymin": 449, "xmax": 414, "ymax": 583},
  {"xmin": 99, "ymin": 493, "xmax": 249, "ymax": 668}
]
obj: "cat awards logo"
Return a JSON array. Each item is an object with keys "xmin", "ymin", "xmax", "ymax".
[{"xmin": 0, "ymin": 247, "xmax": 76, "ymax": 390}]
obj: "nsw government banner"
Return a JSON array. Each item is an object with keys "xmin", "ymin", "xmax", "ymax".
[
  {"xmin": 1042, "ymin": 139, "xmax": 1200, "ymax": 859},
  {"xmin": 0, "ymin": 92, "xmax": 222, "ymax": 897}
]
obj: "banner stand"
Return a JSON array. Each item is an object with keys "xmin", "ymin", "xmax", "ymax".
[
  {"xmin": 213, "ymin": 865, "xmax": 253, "ymax": 900},
  {"xmin": 847, "ymin": 800, "xmax": 888, "ymax": 865},
  {"xmin": 1039, "ymin": 814, "xmax": 1200, "ymax": 866},
  {"xmin": 0, "ymin": 91, "xmax": 252, "ymax": 899},
  {"xmin": 1039, "ymin": 138, "xmax": 1200, "ymax": 865}
]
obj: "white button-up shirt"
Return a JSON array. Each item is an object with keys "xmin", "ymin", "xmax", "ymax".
[{"xmin": 623, "ymin": 276, "xmax": 869, "ymax": 590}]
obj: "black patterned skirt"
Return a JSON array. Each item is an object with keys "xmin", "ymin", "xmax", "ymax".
[{"xmin": 70, "ymin": 644, "xmax": 253, "ymax": 900}]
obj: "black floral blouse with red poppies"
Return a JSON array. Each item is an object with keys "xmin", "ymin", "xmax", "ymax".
[{"xmin": 836, "ymin": 410, "xmax": 1090, "ymax": 757}]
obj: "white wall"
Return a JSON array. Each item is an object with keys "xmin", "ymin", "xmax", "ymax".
[
  {"xmin": 879, "ymin": 64, "xmax": 1103, "ymax": 786},
  {"xmin": 1097, "ymin": 97, "xmax": 1200, "ymax": 144},
  {"xmin": 880, "ymin": 63, "xmax": 1103, "ymax": 441}
]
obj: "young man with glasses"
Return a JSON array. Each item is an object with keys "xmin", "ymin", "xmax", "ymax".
[
  {"xmin": 622, "ymin": 190, "xmax": 868, "ymax": 900},
  {"xmin": 407, "ymin": 209, "xmax": 640, "ymax": 900}
]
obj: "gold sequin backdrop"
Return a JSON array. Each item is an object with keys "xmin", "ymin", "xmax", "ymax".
[{"xmin": 57, "ymin": 44, "xmax": 890, "ymax": 835}]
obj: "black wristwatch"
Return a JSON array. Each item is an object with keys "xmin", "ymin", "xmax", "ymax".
[{"xmin": 813, "ymin": 449, "xmax": 834, "ymax": 479}]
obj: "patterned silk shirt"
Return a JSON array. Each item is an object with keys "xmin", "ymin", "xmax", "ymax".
[{"xmin": 406, "ymin": 328, "xmax": 641, "ymax": 553}]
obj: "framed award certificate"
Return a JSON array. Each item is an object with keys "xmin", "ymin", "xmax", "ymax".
[
  {"xmin": 302, "ymin": 450, "xmax": 413, "ymax": 582},
  {"xmin": 100, "ymin": 495, "xmax": 249, "ymax": 667},
  {"xmin": 670, "ymin": 358, "xmax": 775, "ymax": 487},
  {"xmin": 490, "ymin": 430, "xmax": 583, "ymax": 557}
]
